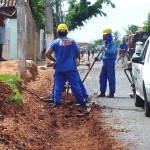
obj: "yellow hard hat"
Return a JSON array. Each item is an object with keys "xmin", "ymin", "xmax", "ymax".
[
  {"xmin": 102, "ymin": 27, "xmax": 112, "ymax": 35},
  {"xmin": 57, "ymin": 23, "xmax": 68, "ymax": 32}
]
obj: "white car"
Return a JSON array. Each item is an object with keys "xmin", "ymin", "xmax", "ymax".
[{"xmin": 132, "ymin": 36, "xmax": 150, "ymax": 117}]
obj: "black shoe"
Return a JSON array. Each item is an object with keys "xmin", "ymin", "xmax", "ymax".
[
  {"xmin": 85, "ymin": 96, "xmax": 91, "ymax": 103},
  {"xmin": 106, "ymin": 93, "xmax": 114, "ymax": 98},
  {"xmin": 97, "ymin": 93, "xmax": 106, "ymax": 98}
]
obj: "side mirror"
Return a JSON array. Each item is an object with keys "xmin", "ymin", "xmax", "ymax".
[{"xmin": 132, "ymin": 56, "xmax": 144, "ymax": 65}]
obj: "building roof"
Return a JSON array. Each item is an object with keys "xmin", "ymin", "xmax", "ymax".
[
  {"xmin": 0, "ymin": 0, "xmax": 16, "ymax": 7},
  {"xmin": 0, "ymin": 0, "xmax": 17, "ymax": 18},
  {"xmin": 77, "ymin": 42, "xmax": 91, "ymax": 48}
]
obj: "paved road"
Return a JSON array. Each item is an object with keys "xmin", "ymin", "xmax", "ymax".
[{"xmin": 79, "ymin": 55, "xmax": 150, "ymax": 150}]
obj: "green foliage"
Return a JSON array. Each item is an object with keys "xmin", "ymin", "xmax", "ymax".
[
  {"xmin": 87, "ymin": 39, "xmax": 103, "ymax": 51},
  {"xmin": 31, "ymin": 0, "xmax": 45, "ymax": 29},
  {"xmin": 31, "ymin": 0, "xmax": 115, "ymax": 31},
  {"xmin": 113, "ymin": 31, "xmax": 121, "ymax": 47},
  {"xmin": 65, "ymin": 0, "xmax": 115, "ymax": 30},
  {"xmin": 143, "ymin": 13, "xmax": 150, "ymax": 32},
  {"xmin": 0, "ymin": 74, "xmax": 23, "ymax": 105},
  {"xmin": 95, "ymin": 39, "xmax": 103, "ymax": 44},
  {"xmin": 123, "ymin": 24, "xmax": 139, "ymax": 36}
]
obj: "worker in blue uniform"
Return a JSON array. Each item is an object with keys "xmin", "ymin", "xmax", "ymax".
[
  {"xmin": 45, "ymin": 23, "xmax": 86, "ymax": 107},
  {"xmin": 97, "ymin": 27, "xmax": 118, "ymax": 98},
  {"xmin": 49, "ymin": 72, "xmax": 89, "ymax": 102}
]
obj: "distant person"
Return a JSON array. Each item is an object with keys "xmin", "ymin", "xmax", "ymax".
[
  {"xmin": 96, "ymin": 27, "xmax": 118, "ymax": 98},
  {"xmin": 80, "ymin": 48, "xmax": 84, "ymax": 58},
  {"xmin": 117, "ymin": 37, "xmax": 129, "ymax": 61},
  {"xmin": 0, "ymin": 6, "xmax": 16, "ymax": 61},
  {"xmin": 91, "ymin": 49, "xmax": 94, "ymax": 59},
  {"xmin": 87, "ymin": 50, "xmax": 90, "ymax": 61}
]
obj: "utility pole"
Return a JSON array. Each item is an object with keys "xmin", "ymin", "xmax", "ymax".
[
  {"xmin": 55, "ymin": 0, "xmax": 60, "ymax": 27},
  {"xmin": 17, "ymin": 0, "xmax": 26, "ymax": 81},
  {"xmin": 44, "ymin": 0, "xmax": 54, "ymax": 66}
]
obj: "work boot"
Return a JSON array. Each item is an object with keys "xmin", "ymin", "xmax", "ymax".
[
  {"xmin": 97, "ymin": 93, "xmax": 106, "ymax": 98},
  {"xmin": 52, "ymin": 102, "xmax": 62, "ymax": 108},
  {"xmin": 85, "ymin": 96, "xmax": 91, "ymax": 103},
  {"xmin": 106, "ymin": 93, "xmax": 114, "ymax": 98}
]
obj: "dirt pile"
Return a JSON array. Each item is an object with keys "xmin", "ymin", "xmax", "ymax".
[
  {"xmin": 0, "ymin": 61, "xmax": 126, "ymax": 150},
  {"xmin": 0, "ymin": 81, "xmax": 13, "ymax": 109}
]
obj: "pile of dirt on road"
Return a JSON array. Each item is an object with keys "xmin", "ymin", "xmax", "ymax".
[{"xmin": 0, "ymin": 61, "xmax": 125, "ymax": 150}]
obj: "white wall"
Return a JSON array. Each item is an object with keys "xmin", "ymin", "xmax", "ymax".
[
  {"xmin": 3, "ymin": 19, "xmax": 17, "ymax": 60},
  {"xmin": 7, "ymin": 19, "xmax": 17, "ymax": 60}
]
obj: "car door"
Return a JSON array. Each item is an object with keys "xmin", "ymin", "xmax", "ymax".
[
  {"xmin": 136, "ymin": 40, "xmax": 149, "ymax": 98},
  {"xmin": 143, "ymin": 39, "xmax": 150, "ymax": 101}
]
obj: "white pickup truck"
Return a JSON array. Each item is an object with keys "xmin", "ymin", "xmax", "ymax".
[{"xmin": 132, "ymin": 36, "xmax": 150, "ymax": 117}]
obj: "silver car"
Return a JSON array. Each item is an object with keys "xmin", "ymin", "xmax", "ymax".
[{"xmin": 132, "ymin": 36, "xmax": 150, "ymax": 117}]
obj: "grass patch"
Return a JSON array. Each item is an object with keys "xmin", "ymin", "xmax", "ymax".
[{"xmin": 0, "ymin": 74, "xmax": 24, "ymax": 105}]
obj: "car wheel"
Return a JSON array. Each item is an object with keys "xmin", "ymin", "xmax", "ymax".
[
  {"xmin": 144, "ymin": 86, "xmax": 150, "ymax": 117},
  {"xmin": 134, "ymin": 92, "xmax": 144, "ymax": 107}
]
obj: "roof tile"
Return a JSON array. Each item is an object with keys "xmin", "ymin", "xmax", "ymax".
[{"xmin": 0, "ymin": 0, "xmax": 17, "ymax": 7}]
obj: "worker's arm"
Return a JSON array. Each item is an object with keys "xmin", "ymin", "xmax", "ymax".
[
  {"xmin": 45, "ymin": 48, "xmax": 56, "ymax": 63},
  {"xmin": 105, "ymin": 41, "xmax": 117, "ymax": 55}
]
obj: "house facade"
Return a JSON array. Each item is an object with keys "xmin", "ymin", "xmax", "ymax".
[{"xmin": 0, "ymin": 0, "xmax": 44, "ymax": 62}]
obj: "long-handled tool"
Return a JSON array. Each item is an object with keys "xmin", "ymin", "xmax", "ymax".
[
  {"xmin": 22, "ymin": 86, "xmax": 51, "ymax": 102},
  {"xmin": 65, "ymin": 49, "xmax": 102, "ymax": 99},
  {"xmin": 82, "ymin": 49, "xmax": 102, "ymax": 83}
]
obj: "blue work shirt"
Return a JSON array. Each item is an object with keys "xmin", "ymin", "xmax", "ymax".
[
  {"xmin": 119, "ymin": 43, "xmax": 128, "ymax": 51},
  {"xmin": 102, "ymin": 40, "xmax": 118, "ymax": 61},
  {"xmin": 50, "ymin": 36, "xmax": 79, "ymax": 72}
]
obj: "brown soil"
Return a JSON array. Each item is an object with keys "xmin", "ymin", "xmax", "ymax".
[{"xmin": 0, "ymin": 61, "xmax": 126, "ymax": 150}]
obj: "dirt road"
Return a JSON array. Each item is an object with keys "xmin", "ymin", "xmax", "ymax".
[
  {"xmin": 81, "ymin": 58, "xmax": 150, "ymax": 150},
  {"xmin": 0, "ymin": 60, "xmax": 125, "ymax": 150}
]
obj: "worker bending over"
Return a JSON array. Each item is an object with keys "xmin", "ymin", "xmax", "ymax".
[{"xmin": 45, "ymin": 23, "xmax": 86, "ymax": 107}]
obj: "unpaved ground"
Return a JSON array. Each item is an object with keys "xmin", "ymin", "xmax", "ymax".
[{"xmin": 0, "ymin": 60, "xmax": 126, "ymax": 150}]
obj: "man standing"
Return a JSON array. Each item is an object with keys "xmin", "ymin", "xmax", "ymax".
[
  {"xmin": 117, "ymin": 37, "xmax": 129, "ymax": 61},
  {"xmin": 0, "ymin": 6, "xmax": 16, "ymax": 61},
  {"xmin": 45, "ymin": 23, "xmax": 86, "ymax": 107},
  {"xmin": 97, "ymin": 27, "xmax": 118, "ymax": 98}
]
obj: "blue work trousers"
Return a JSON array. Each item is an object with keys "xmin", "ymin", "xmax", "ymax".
[
  {"xmin": 50, "ymin": 71, "xmax": 88, "ymax": 99},
  {"xmin": 54, "ymin": 70, "xmax": 86, "ymax": 105},
  {"xmin": 99, "ymin": 60, "xmax": 116, "ymax": 94},
  {"xmin": 75, "ymin": 72, "xmax": 88, "ymax": 99}
]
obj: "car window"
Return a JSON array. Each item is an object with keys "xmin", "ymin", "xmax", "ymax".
[{"xmin": 142, "ymin": 40, "xmax": 149, "ymax": 61}]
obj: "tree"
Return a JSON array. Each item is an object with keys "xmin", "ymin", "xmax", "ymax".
[
  {"xmin": 31, "ymin": 0, "xmax": 45, "ymax": 29},
  {"xmin": 64, "ymin": 0, "xmax": 115, "ymax": 30},
  {"xmin": 123, "ymin": 24, "xmax": 138, "ymax": 36},
  {"xmin": 143, "ymin": 13, "xmax": 150, "ymax": 32},
  {"xmin": 31, "ymin": 0, "xmax": 115, "ymax": 32},
  {"xmin": 113, "ymin": 31, "xmax": 121, "ymax": 47},
  {"xmin": 87, "ymin": 39, "xmax": 103, "ymax": 51}
]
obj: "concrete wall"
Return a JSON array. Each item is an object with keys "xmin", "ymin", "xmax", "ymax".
[
  {"xmin": 2, "ymin": 1, "xmax": 44, "ymax": 62},
  {"xmin": 25, "ymin": 2, "xmax": 40, "ymax": 63}
]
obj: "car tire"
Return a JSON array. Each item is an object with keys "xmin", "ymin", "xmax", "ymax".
[
  {"xmin": 134, "ymin": 92, "xmax": 144, "ymax": 107},
  {"xmin": 143, "ymin": 86, "xmax": 150, "ymax": 117}
]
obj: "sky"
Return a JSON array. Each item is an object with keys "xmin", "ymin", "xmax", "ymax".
[{"xmin": 66, "ymin": 0, "xmax": 150, "ymax": 43}]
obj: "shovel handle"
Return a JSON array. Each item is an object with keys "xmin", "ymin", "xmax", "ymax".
[{"xmin": 82, "ymin": 49, "xmax": 102, "ymax": 83}]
